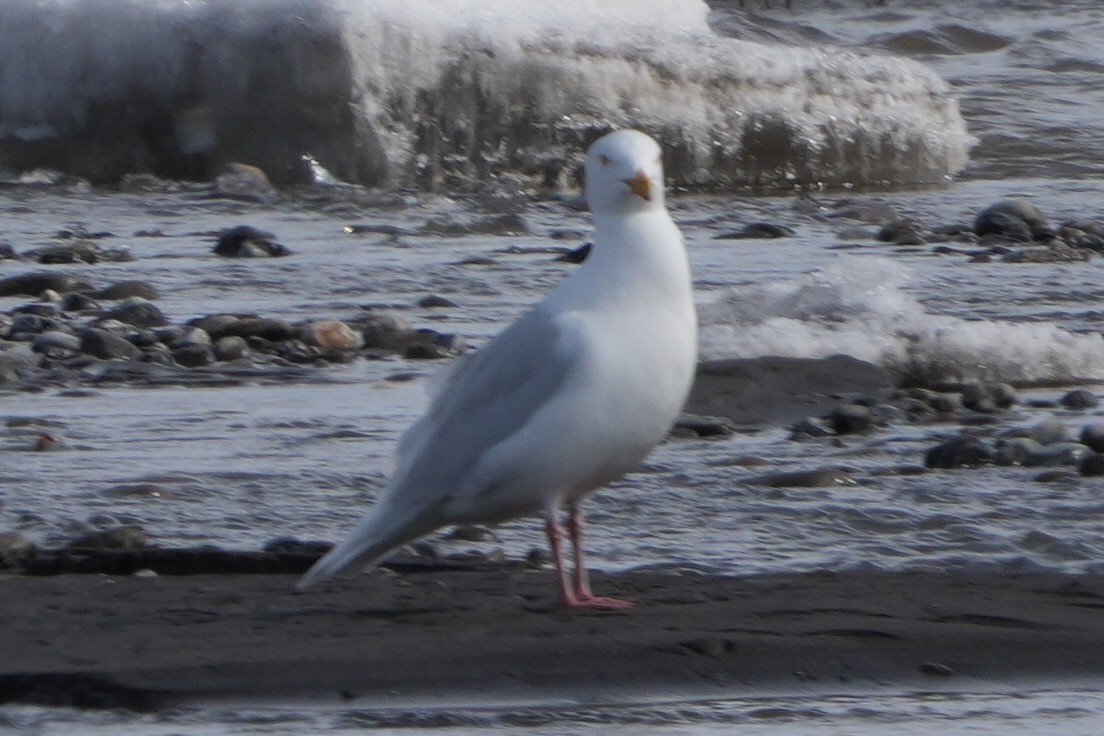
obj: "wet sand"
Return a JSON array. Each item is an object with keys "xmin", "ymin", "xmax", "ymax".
[{"xmin": 3, "ymin": 567, "xmax": 1104, "ymax": 709}]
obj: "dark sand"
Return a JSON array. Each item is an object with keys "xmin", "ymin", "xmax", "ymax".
[{"xmin": 4, "ymin": 567, "xmax": 1104, "ymax": 709}]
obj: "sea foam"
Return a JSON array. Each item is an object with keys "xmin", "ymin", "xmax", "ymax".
[
  {"xmin": 699, "ymin": 258, "xmax": 1104, "ymax": 385},
  {"xmin": 0, "ymin": 0, "xmax": 970, "ymax": 188}
]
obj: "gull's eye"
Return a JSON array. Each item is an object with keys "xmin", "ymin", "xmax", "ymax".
[{"xmin": 599, "ymin": 154, "xmax": 612, "ymax": 167}]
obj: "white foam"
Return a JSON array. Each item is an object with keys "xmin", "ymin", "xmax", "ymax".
[
  {"xmin": 700, "ymin": 258, "xmax": 1104, "ymax": 384},
  {"xmin": 0, "ymin": 0, "xmax": 970, "ymax": 187}
]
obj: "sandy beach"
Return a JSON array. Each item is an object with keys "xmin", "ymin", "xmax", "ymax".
[{"xmin": 3, "ymin": 566, "xmax": 1104, "ymax": 709}]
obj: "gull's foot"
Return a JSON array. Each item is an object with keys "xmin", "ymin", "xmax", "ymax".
[{"xmin": 562, "ymin": 594, "xmax": 635, "ymax": 610}]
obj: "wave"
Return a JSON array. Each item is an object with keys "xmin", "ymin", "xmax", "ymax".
[
  {"xmin": 0, "ymin": 0, "xmax": 970, "ymax": 189},
  {"xmin": 699, "ymin": 258, "xmax": 1104, "ymax": 385}
]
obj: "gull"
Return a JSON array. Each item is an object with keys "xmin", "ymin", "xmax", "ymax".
[{"xmin": 297, "ymin": 129, "xmax": 697, "ymax": 609}]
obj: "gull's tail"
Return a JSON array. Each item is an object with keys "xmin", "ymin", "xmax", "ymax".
[{"xmin": 295, "ymin": 504, "xmax": 440, "ymax": 591}]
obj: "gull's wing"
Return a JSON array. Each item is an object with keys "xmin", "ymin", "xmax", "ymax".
[{"xmin": 388, "ymin": 303, "xmax": 581, "ymax": 505}]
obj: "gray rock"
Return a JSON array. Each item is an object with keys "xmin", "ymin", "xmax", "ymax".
[
  {"xmin": 32, "ymin": 330, "xmax": 82, "ymax": 354},
  {"xmin": 1060, "ymin": 389, "xmax": 1099, "ymax": 410},
  {"xmin": 877, "ymin": 218, "xmax": 928, "ymax": 245},
  {"xmin": 213, "ymin": 163, "xmax": 277, "ymax": 203},
  {"xmin": 790, "ymin": 416, "xmax": 835, "ymax": 439},
  {"xmin": 994, "ymin": 437, "xmax": 1042, "ymax": 466},
  {"xmin": 975, "ymin": 199, "xmax": 1053, "ymax": 241},
  {"xmin": 103, "ymin": 298, "xmax": 167, "ymax": 328},
  {"xmin": 1024, "ymin": 442, "xmax": 1087, "ymax": 467},
  {"xmin": 59, "ymin": 292, "xmax": 100, "ymax": 312},
  {"xmin": 361, "ymin": 312, "xmax": 415, "ymax": 350},
  {"xmin": 79, "ymin": 328, "xmax": 141, "ymax": 360},
  {"xmin": 213, "ymin": 225, "xmax": 290, "ymax": 257},
  {"xmin": 213, "ymin": 335, "xmax": 250, "ymax": 361}
]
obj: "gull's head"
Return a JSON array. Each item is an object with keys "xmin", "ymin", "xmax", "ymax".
[{"xmin": 584, "ymin": 129, "xmax": 666, "ymax": 216}]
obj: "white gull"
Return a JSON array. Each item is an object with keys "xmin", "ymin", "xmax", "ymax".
[{"xmin": 297, "ymin": 129, "xmax": 697, "ymax": 609}]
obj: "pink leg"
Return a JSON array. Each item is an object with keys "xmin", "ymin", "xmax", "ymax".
[{"xmin": 558, "ymin": 506, "xmax": 633, "ymax": 610}]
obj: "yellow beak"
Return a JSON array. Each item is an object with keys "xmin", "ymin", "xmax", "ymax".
[{"xmin": 624, "ymin": 170, "xmax": 653, "ymax": 201}]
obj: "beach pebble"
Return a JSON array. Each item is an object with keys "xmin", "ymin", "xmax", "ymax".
[
  {"xmin": 422, "ymin": 213, "xmax": 530, "ymax": 236},
  {"xmin": 213, "ymin": 335, "xmax": 250, "ymax": 361},
  {"xmin": 1023, "ymin": 442, "xmax": 1085, "ymax": 467},
  {"xmin": 213, "ymin": 225, "xmax": 290, "ymax": 257},
  {"xmin": 925, "ymin": 435, "xmax": 993, "ymax": 469},
  {"xmin": 221, "ymin": 317, "xmax": 297, "ymax": 342},
  {"xmin": 172, "ymin": 343, "xmax": 215, "ymax": 367},
  {"xmin": 877, "ymin": 218, "xmax": 928, "ymax": 245},
  {"xmin": 418, "ymin": 294, "xmax": 458, "ymax": 309},
  {"xmin": 749, "ymin": 467, "xmax": 855, "ymax": 488},
  {"xmin": 60, "ymin": 292, "xmax": 100, "ymax": 312},
  {"xmin": 994, "ymin": 437, "xmax": 1041, "ymax": 466},
  {"xmin": 790, "ymin": 416, "xmax": 835, "ymax": 439},
  {"xmin": 103, "ymin": 298, "xmax": 167, "ymax": 328},
  {"xmin": 0, "ymin": 530, "xmax": 35, "ymax": 568},
  {"xmin": 28, "ymin": 239, "xmax": 133, "ymax": 264},
  {"xmin": 974, "ymin": 199, "xmax": 1052, "ymax": 242},
  {"xmin": 1080, "ymin": 424, "xmax": 1104, "ymax": 453},
  {"xmin": 79, "ymin": 328, "xmax": 142, "ymax": 361},
  {"xmin": 1059, "ymin": 389, "xmax": 1099, "ymax": 410},
  {"xmin": 32, "ymin": 330, "xmax": 82, "ymax": 357},
  {"xmin": 302, "ymin": 319, "xmax": 363, "ymax": 351},
  {"xmin": 672, "ymin": 414, "xmax": 738, "ymax": 438},
  {"xmin": 361, "ymin": 312, "xmax": 415, "ymax": 350}
]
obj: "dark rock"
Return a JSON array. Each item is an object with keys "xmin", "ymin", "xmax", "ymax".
[
  {"xmin": 404, "ymin": 342, "xmax": 453, "ymax": 360},
  {"xmin": 672, "ymin": 414, "xmax": 738, "ymax": 438},
  {"xmin": 0, "ymin": 272, "xmax": 94, "ymax": 297},
  {"xmin": 1060, "ymin": 389, "xmax": 1099, "ymax": 410},
  {"xmin": 790, "ymin": 416, "xmax": 835, "ymax": 439},
  {"xmin": 975, "ymin": 199, "xmax": 1053, "ymax": 241},
  {"xmin": 13, "ymin": 303, "xmax": 60, "ymax": 318},
  {"xmin": 0, "ymin": 241, "xmax": 19, "ymax": 259},
  {"xmin": 188, "ymin": 314, "xmax": 245, "ymax": 340},
  {"xmin": 172, "ymin": 344, "xmax": 215, "ymax": 367},
  {"xmin": 749, "ymin": 467, "xmax": 855, "ymax": 488},
  {"xmin": 1026, "ymin": 419, "xmax": 1071, "ymax": 445},
  {"xmin": 1024, "ymin": 443, "xmax": 1085, "ymax": 467},
  {"xmin": 961, "ymin": 382, "xmax": 1017, "ymax": 413},
  {"xmin": 103, "ymin": 298, "xmax": 167, "ymax": 328},
  {"xmin": 9, "ymin": 314, "xmax": 54, "ymax": 335},
  {"xmin": 556, "ymin": 243, "xmax": 592, "ymax": 263},
  {"xmin": 213, "ymin": 226, "xmax": 290, "ymax": 257},
  {"xmin": 67, "ymin": 525, "xmax": 147, "ymax": 552},
  {"xmin": 361, "ymin": 313, "xmax": 415, "ymax": 350},
  {"xmin": 829, "ymin": 404, "xmax": 873, "ymax": 434},
  {"xmin": 713, "ymin": 222, "xmax": 796, "ymax": 239},
  {"xmin": 1080, "ymin": 424, "xmax": 1104, "ymax": 453},
  {"xmin": 79, "ymin": 328, "xmax": 142, "ymax": 361},
  {"xmin": 876, "ymin": 218, "xmax": 928, "ymax": 245},
  {"xmin": 59, "ymin": 292, "xmax": 100, "ymax": 312},
  {"xmin": 1001, "ymin": 244, "xmax": 1091, "ymax": 263},
  {"xmin": 926, "ymin": 435, "xmax": 993, "ymax": 469},
  {"xmin": 994, "ymin": 437, "xmax": 1042, "ymax": 466},
  {"xmin": 418, "ymin": 294, "xmax": 459, "ymax": 309},
  {"xmin": 1080, "ymin": 453, "xmax": 1104, "ymax": 477},
  {"xmin": 93, "ymin": 281, "xmax": 159, "ymax": 301}
]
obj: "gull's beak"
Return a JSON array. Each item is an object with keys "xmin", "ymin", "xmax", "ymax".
[{"xmin": 624, "ymin": 169, "xmax": 653, "ymax": 201}]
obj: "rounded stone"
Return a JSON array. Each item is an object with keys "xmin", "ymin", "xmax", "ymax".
[
  {"xmin": 1080, "ymin": 453, "xmax": 1104, "ymax": 477},
  {"xmin": 213, "ymin": 335, "xmax": 250, "ymax": 362},
  {"xmin": 1060, "ymin": 389, "xmax": 1099, "ymax": 410},
  {"xmin": 172, "ymin": 344, "xmax": 215, "ymax": 368},
  {"xmin": 1080, "ymin": 424, "xmax": 1104, "ymax": 453},
  {"xmin": 104, "ymin": 298, "xmax": 168, "ymax": 328},
  {"xmin": 829, "ymin": 403, "xmax": 874, "ymax": 434},
  {"xmin": 302, "ymin": 320, "xmax": 362, "ymax": 351},
  {"xmin": 79, "ymin": 328, "xmax": 142, "ymax": 361}
]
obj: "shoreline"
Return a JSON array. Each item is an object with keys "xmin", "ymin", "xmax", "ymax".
[{"xmin": 4, "ymin": 567, "xmax": 1104, "ymax": 709}]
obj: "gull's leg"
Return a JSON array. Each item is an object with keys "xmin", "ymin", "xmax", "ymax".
[
  {"xmin": 566, "ymin": 504, "xmax": 634, "ymax": 610},
  {"xmin": 544, "ymin": 511, "xmax": 579, "ymax": 607}
]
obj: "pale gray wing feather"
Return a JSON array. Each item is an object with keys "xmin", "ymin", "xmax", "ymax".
[{"xmin": 388, "ymin": 304, "xmax": 577, "ymax": 504}]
